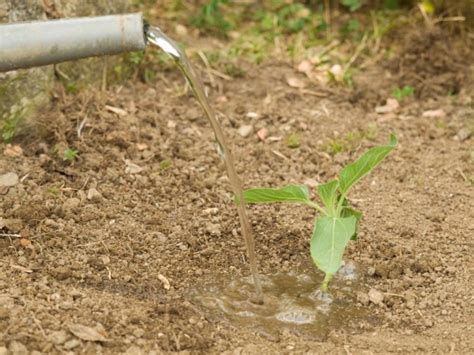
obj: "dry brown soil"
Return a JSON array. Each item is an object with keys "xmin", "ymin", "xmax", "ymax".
[{"xmin": 1, "ymin": 27, "xmax": 473, "ymax": 354}]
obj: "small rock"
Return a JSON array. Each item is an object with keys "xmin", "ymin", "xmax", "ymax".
[
  {"xmin": 246, "ymin": 112, "xmax": 260, "ymax": 119},
  {"xmin": 158, "ymin": 274, "xmax": 170, "ymax": 290},
  {"xmin": 286, "ymin": 76, "xmax": 306, "ymax": 88},
  {"xmin": 49, "ymin": 330, "xmax": 68, "ymax": 345},
  {"xmin": 455, "ymin": 128, "xmax": 471, "ymax": 142},
  {"xmin": 0, "ymin": 346, "xmax": 8, "ymax": 355},
  {"xmin": 8, "ymin": 341, "xmax": 28, "ymax": 355},
  {"xmin": 238, "ymin": 125, "xmax": 253, "ymax": 138},
  {"xmin": 297, "ymin": 60, "xmax": 313, "ymax": 73},
  {"xmin": 125, "ymin": 160, "xmax": 144, "ymax": 174},
  {"xmin": 87, "ymin": 188, "xmax": 102, "ymax": 201},
  {"xmin": 329, "ymin": 64, "xmax": 344, "ymax": 82},
  {"xmin": 68, "ymin": 323, "xmax": 108, "ymax": 342},
  {"xmin": 0, "ymin": 172, "xmax": 19, "ymax": 187},
  {"xmin": 256, "ymin": 128, "xmax": 268, "ymax": 141},
  {"xmin": 367, "ymin": 267, "xmax": 376, "ymax": 276},
  {"xmin": 368, "ymin": 288, "xmax": 384, "ymax": 305}
]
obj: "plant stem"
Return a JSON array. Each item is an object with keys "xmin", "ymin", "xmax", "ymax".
[
  {"xmin": 335, "ymin": 193, "xmax": 347, "ymax": 216},
  {"xmin": 321, "ymin": 273, "xmax": 333, "ymax": 292},
  {"xmin": 307, "ymin": 201, "xmax": 326, "ymax": 215}
]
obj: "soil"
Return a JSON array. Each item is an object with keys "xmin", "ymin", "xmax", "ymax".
[{"xmin": 1, "ymin": 25, "xmax": 473, "ymax": 354}]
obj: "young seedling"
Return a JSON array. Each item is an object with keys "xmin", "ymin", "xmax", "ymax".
[{"xmin": 243, "ymin": 134, "xmax": 397, "ymax": 291}]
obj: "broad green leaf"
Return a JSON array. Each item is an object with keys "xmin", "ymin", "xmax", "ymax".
[
  {"xmin": 317, "ymin": 180, "xmax": 339, "ymax": 212},
  {"xmin": 341, "ymin": 206, "xmax": 362, "ymax": 240},
  {"xmin": 338, "ymin": 134, "xmax": 397, "ymax": 195},
  {"xmin": 310, "ymin": 216, "xmax": 357, "ymax": 277},
  {"xmin": 243, "ymin": 185, "xmax": 310, "ymax": 204}
]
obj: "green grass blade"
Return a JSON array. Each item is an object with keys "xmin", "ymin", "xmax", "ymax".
[{"xmin": 338, "ymin": 134, "xmax": 397, "ymax": 195}]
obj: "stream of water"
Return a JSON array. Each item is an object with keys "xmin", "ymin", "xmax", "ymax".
[{"xmin": 145, "ymin": 26, "xmax": 264, "ymax": 303}]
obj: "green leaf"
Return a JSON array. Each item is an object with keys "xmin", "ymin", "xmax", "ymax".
[
  {"xmin": 317, "ymin": 180, "xmax": 339, "ymax": 213},
  {"xmin": 310, "ymin": 216, "xmax": 357, "ymax": 279},
  {"xmin": 338, "ymin": 134, "xmax": 397, "ymax": 195},
  {"xmin": 243, "ymin": 185, "xmax": 310, "ymax": 204},
  {"xmin": 341, "ymin": 206, "xmax": 362, "ymax": 240}
]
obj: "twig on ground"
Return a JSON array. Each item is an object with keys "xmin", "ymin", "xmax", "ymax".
[{"xmin": 0, "ymin": 233, "xmax": 21, "ymax": 238}]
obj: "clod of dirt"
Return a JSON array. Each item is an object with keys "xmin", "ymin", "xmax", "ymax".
[
  {"xmin": 455, "ymin": 128, "xmax": 472, "ymax": 142},
  {"xmin": 368, "ymin": 289, "xmax": 384, "ymax": 305},
  {"xmin": 87, "ymin": 188, "xmax": 103, "ymax": 202},
  {"xmin": 3, "ymin": 144, "xmax": 23, "ymax": 157}
]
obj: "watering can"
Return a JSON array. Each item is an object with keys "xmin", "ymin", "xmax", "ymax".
[{"xmin": 0, "ymin": 14, "xmax": 146, "ymax": 72}]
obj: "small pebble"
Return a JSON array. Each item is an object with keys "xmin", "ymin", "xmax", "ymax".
[{"xmin": 238, "ymin": 125, "xmax": 253, "ymax": 138}]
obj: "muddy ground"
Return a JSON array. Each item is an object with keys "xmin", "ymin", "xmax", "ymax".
[{"xmin": 1, "ymin": 26, "xmax": 473, "ymax": 354}]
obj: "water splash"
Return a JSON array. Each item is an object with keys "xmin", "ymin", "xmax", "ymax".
[
  {"xmin": 191, "ymin": 266, "xmax": 374, "ymax": 337},
  {"xmin": 145, "ymin": 26, "xmax": 263, "ymax": 303}
]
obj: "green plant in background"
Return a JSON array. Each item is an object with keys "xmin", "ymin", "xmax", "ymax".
[
  {"xmin": 340, "ymin": 0, "xmax": 365, "ymax": 12},
  {"xmin": 392, "ymin": 85, "xmax": 415, "ymax": 101},
  {"xmin": 1, "ymin": 108, "xmax": 26, "ymax": 142},
  {"xmin": 242, "ymin": 134, "xmax": 397, "ymax": 291},
  {"xmin": 286, "ymin": 133, "xmax": 301, "ymax": 149},
  {"xmin": 63, "ymin": 148, "xmax": 78, "ymax": 162},
  {"xmin": 192, "ymin": 0, "xmax": 232, "ymax": 35}
]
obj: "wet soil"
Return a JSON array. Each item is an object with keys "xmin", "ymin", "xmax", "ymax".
[{"xmin": 1, "ymin": 27, "xmax": 473, "ymax": 353}]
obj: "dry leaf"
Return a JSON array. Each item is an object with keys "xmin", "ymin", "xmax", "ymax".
[
  {"xmin": 158, "ymin": 274, "xmax": 170, "ymax": 290},
  {"xmin": 105, "ymin": 105, "xmax": 127, "ymax": 116},
  {"xmin": 68, "ymin": 324, "xmax": 108, "ymax": 342},
  {"xmin": 286, "ymin": 76, "xmax": 306, "ymax": 89},
  {"xmin": 3, "ymin": 144, "xmax": 23, "ymax": 157}
]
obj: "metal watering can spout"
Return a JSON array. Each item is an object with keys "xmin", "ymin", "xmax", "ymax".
[{"xmin": 0, "ymin": 13, "xmax": 146, "ymax": 72}]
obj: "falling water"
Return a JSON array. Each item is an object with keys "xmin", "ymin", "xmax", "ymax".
[{"xmin": 145, "ymin": 26, "xmax": 263, "ymax": 303}]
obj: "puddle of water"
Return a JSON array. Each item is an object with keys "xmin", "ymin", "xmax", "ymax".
[{"xmin": 191, "ymin": 262, "xmax": 377, "ymax": 338}]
